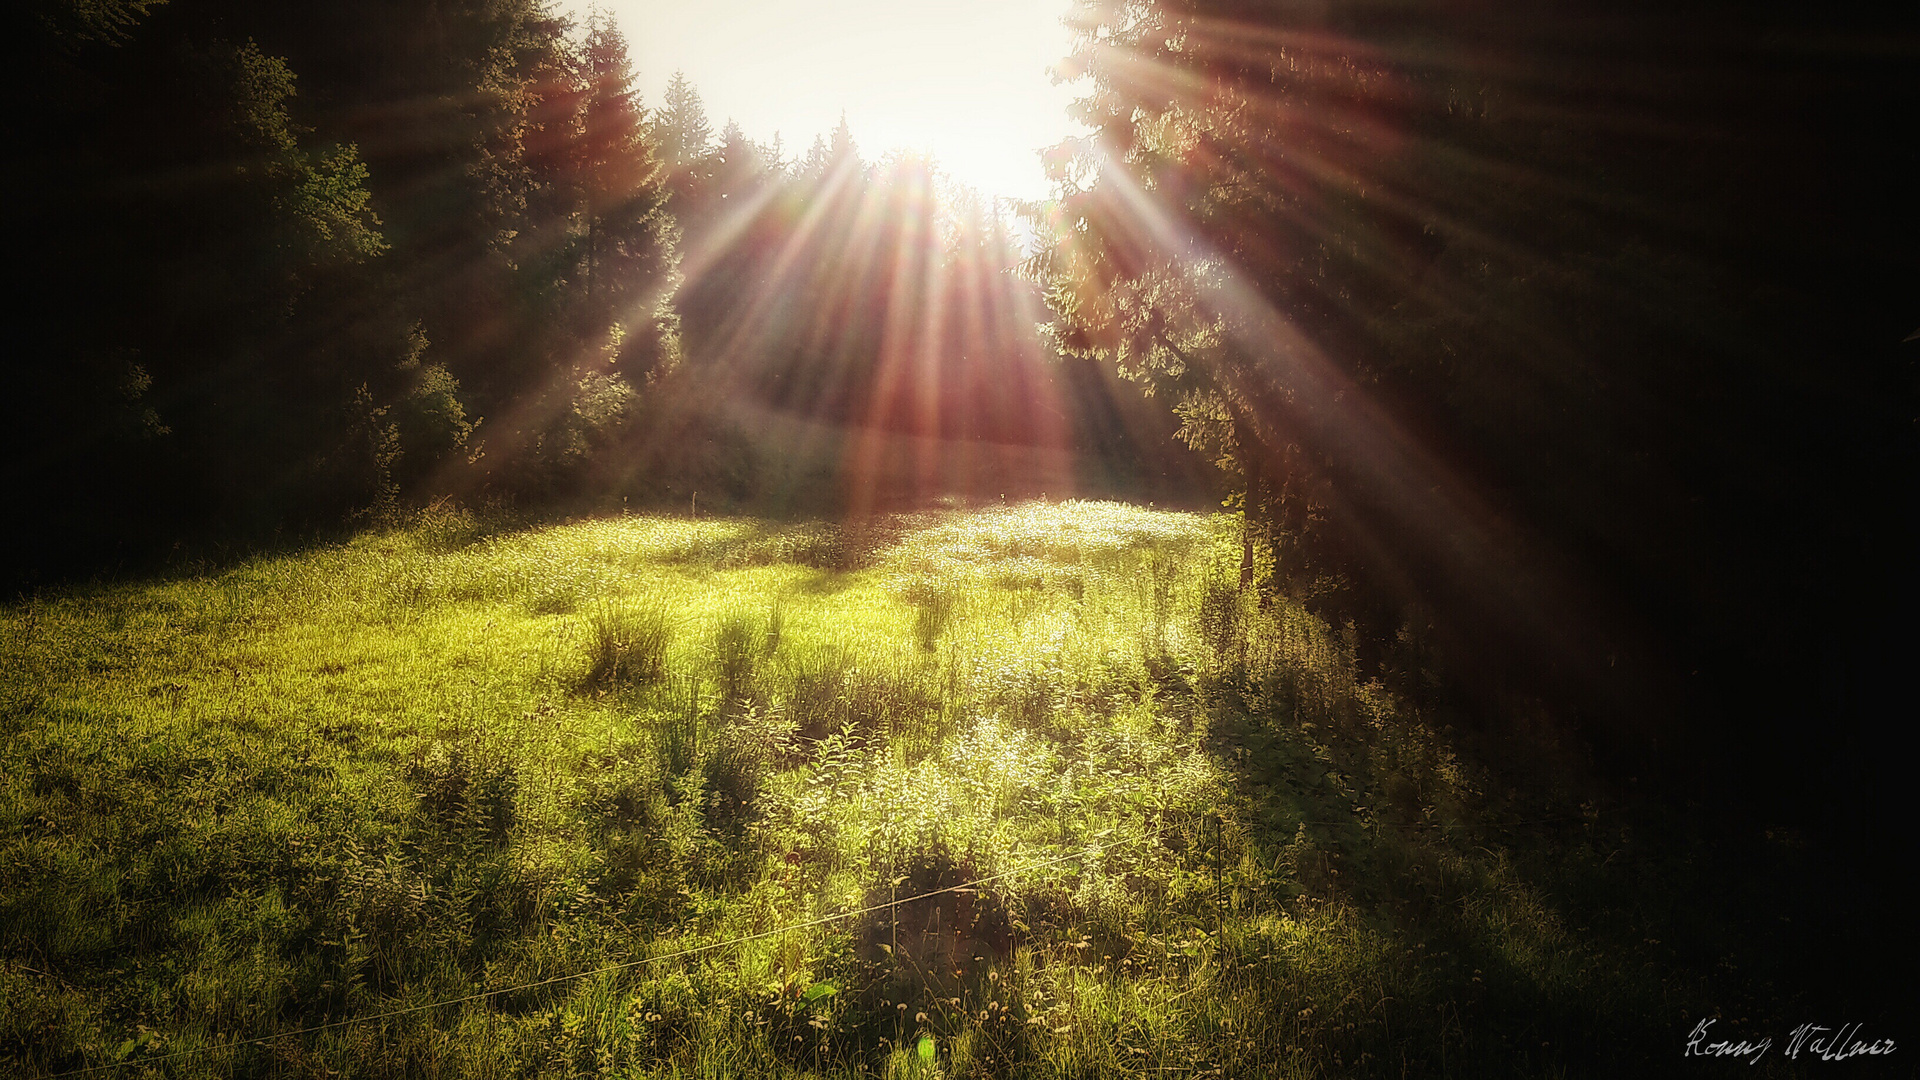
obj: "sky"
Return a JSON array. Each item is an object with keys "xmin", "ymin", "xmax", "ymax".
[{"xmin": 586, "ymin": 0, "xmax": 1087, "ymax": 201}]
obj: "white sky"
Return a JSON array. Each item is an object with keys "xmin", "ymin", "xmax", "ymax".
[{"xmin": 584, "ymin": 0, "xmax": 1087, "ymax": 200}]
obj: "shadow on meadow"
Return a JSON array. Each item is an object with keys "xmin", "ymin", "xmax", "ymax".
[{"xmin": 0, "ymin": 503, "xmax": 1820, "ymax": 1078}]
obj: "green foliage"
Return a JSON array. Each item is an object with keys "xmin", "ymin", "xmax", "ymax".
[
  {"xmin": 653, "ymin": 681, "xmax": 704, "ymax": 783},
  {"xmin": 656, "ymin": 70, "xmax": 715, "ymax": 181},
  {"xmin": 1028, "ymin": 3, "xmax": 1920, "ymax": 829},
  {"xmin": 285, "ymin": 143, "xmax": 387, "ymax": 267},
  {"xmin": 903, "ymin": 581, "xmax": 959, "ymax": 652},
  {"xmin": 407, "ymin": 739, "xmax": 520, "ymax": 844},
  {"xmin": 26, "ymin": 0, "xmax": 166, "ymax": 44},
  {"xmin": 712, "ymin": 607, "xmax": 779, "ymax": 705},
  {"xmin": 394, "ymin": 353, "xmax": 477, "ymax": 482}
]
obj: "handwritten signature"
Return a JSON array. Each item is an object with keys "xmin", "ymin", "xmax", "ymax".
[{"xmin": 1686, "ymin": 1019, "xmax": 1895, "ymax": 1064}]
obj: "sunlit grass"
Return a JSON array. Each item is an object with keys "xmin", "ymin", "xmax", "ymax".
[{"xmin": 1, "ymin": 502, "xmax": 1756, "ymax": 1076}]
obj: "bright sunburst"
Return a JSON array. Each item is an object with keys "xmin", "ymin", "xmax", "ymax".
[{"xmin": 600, "ymin": 0, "xmax": 1084, "ymax": 200}]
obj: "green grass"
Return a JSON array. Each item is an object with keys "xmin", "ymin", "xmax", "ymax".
[{"xmin": 0, "ymin": 502, "xmax": 1797, "ymax": 1077}]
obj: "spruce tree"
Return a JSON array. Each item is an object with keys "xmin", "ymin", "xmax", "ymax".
[{"xmin": 657, "ymin": 70, "xmax": 714, "ymax": 176}]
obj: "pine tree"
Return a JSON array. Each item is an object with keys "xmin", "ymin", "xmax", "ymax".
[
  {"xmin": 570, "ymin": 14, "xmax": 657, "ymax": 320},
  {"xmin": 657, "ymin": 70, "xmax": 713, "ymax": 175},
  {"xmin": 801, "ymin": 133, "xmax": 832, "ymax": 177},
  {"xmin": 714, "ymin": 119, "xmax": 752, "ymax": 183},
  {"xmin": 828, "ymin": 111, "xmax": 858, "ymax": 166},
  {"xmin": 718, "ymin": 119, "xmax": 749, "ymax": 163}
]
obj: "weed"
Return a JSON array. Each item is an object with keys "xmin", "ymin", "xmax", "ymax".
[
  {"xmin": 703, "ymin": 724, "xmax": 770, "ymax": 836},
  {"xmin": 712, "ymin": 608, "xmax": 778, "ymax": 706},
  {"xmin": 583, "ymin": 601, "xmax": 673, "ymax": 691},
  {"xmin": 780, "ymin": 643, "xmax": 856, "ymax": 744},
  {"xmin": 1196, "ymin": 571, "xmax": 1241, "ymax": 662},
  {"xmin": 655, "ymin": 678, "xmax": 704, "ymax": 785},
  {"xmin": 902, "ymin": 581, "xmax": 958, "ymax": 652},
  {"xmin": 407, "ymin": 738, "xmax": 519, "ymax": 844}
]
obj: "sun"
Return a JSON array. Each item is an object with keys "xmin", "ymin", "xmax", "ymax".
[{"xmin": 602, "ymin": 0, "xmax": 1086, "ymax": 200}]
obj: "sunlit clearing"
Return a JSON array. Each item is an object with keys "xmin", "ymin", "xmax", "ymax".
[{"xmin": 599, "ymin": 0, "xmax": 1085, "ymax": 200}]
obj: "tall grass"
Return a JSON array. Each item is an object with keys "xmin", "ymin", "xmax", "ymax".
[
  {"xmin": 583, "ymin": 601, "xmax": 673, "ymax": 691},
  {"xmin": 712, "ymin": 606, "xmax": 779, "ymax": 707},
  {"xmin": 0, "ymin": 502, "xmax": 1799, "ymax": 1078}
]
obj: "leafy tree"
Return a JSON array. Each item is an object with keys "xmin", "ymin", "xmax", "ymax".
[
  {"xmin": 3, "ymin": 0, "xmax": 417, "ymax": 574},
  {"xmin": 20, "ymin": 0, "xmax": 165, "ymax": 44},
  {"xmin": 1034, "ymin": 0, "xmax": 1421, "ymax": 603}
]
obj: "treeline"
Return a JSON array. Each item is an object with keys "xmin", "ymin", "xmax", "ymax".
[
  {"xmin": 661, "ymin": 105, "xmax": 1196, "ymax": 515},
  {"xmin": 1032, "ymin": 0, "xmax": 1918, "ymax": 831},
  {"xmin": 4, "ymin": 0, "xmax": 1189, "ymax": 588}
]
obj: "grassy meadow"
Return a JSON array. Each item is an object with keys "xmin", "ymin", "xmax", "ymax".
[{"xmin": 2, "ymin": 503, "xmax": 1805, "ymax": 1077}]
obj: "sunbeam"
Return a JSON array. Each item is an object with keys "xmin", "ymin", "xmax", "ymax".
[{"xmin": 591, "ymin": 0, "xmax": 1086, "ymax": 200}]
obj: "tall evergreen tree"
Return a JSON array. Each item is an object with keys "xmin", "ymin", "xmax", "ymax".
[
  {"xmin": 655, "ymin": 70, "xmax": 713, "ymax": 181},
  {"xmin": 827, "ymin": 111, "xmax": 858, "ymax": 167},
  {"xmin": 800, "ymin": 133, "xmax": 832, "ymax": 178},
  {"xmin": 570, "ymin": 16, "xmax": 659, "ymax": 320},
  {"xmin": 1, "ymin": 0, "xmax": 693, "ymax": 574}
]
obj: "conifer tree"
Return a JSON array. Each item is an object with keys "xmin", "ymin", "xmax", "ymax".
[
  {"xmin": 828, "ymin": 111, "xmax": 858, "ymax": 166},
  {"xmin": 801, "ymin": 133, "xmax": 832, "ymax": 177},
  {"xmin": 656, "ymin": 70, "xmax": 714, "ymax": 176},
  {"xmin": 570, "ymin": 15, "xmax": 658, "ymax": 322}
]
